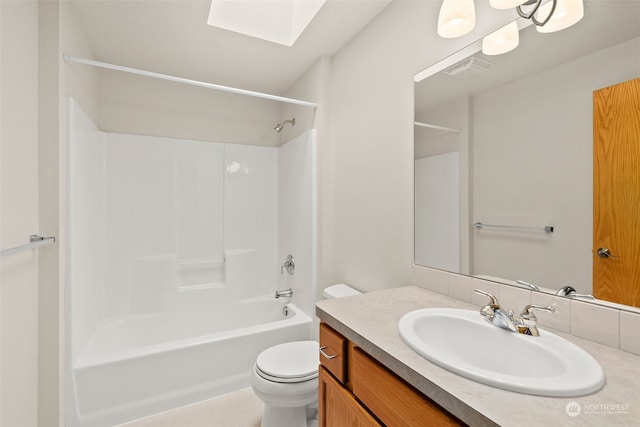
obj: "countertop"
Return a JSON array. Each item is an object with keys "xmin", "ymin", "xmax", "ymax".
[{"xmin": 315, "ymin": 286, "xmax": 640, "ymax": 426}]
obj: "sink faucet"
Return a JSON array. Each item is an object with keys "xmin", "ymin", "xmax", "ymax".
[{"xmin": 474, "ymin": 289, "xmax": 555, "ymax": 336}]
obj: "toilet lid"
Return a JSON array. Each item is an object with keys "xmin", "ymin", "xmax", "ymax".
[{"xmin": 256, "ymin": 341, "xmax": 319, "ymax": 383}]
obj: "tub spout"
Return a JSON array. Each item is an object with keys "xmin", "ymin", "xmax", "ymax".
[{"xmin": 275, "ymin": 288, "xmax": 293, "ymax": 299}]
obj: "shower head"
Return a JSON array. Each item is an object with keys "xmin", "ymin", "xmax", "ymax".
[{"xmin": 274, "ymin": 118, "xmax": 295, "ymax": 133}]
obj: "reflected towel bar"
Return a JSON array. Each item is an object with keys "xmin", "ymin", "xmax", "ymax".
[
  {"xmin": 1, "ymin": 235, "xmax": 56, "ymax": 257},
  {"xmin": 473, "ymin": 222, "xmax": 554, "ymax": 233}
]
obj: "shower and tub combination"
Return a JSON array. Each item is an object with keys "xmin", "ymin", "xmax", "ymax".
[{"xmin": 65, "ymin": 97, "xmax": 317, "ymax": 426}]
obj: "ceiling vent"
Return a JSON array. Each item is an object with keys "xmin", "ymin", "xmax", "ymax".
[{"xmin": 442, "ymin": 56, "xmax": 494, "ymax": 79}]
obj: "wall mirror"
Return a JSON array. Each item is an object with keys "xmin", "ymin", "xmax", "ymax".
[{"xmin": 414, "ymin": 2, "xmax": 640, "ymax": 310}]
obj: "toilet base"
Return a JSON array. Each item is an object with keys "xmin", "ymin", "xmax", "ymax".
[{"xmin": 261, "ymin": 404, "xmax": 311, "ymax": 427}]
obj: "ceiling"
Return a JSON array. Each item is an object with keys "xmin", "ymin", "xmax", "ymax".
[{"xmin": 69, "ymin": 0, "xmax": 393, "ymax": 96}]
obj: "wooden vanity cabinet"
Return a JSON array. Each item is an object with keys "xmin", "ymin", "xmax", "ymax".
[{"xmin": 319, "ymin": 323, "xmax": 464, "ymax": 427}]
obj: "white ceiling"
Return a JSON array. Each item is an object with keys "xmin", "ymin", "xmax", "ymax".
[{"xmin": 70, "ymin": 0, "xmax": 393, "ymax": 96}]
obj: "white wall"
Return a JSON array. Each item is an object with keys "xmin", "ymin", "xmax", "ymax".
[
  {"xmin": 0, "ymin": 2, "xmax": 40, "ymax": 425},
  {"xmin": 326, "ymin": 1, "xmax": 514, "ymax": 292},
  {"xmin": 97, "ymin": 70, "xmax": 283, "ymax": 147},
  {"xmin": 0, "ymin": 1, "xmax": 516, "ymax": 424},
  {"xmin": 472, "ymin": 36, "xmax": 640, "ymax": 293}
]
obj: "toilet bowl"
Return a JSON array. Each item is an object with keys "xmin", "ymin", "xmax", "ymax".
[{"xmin": 251, "ymin": 284, "xmax": 361, "ymax": 427}]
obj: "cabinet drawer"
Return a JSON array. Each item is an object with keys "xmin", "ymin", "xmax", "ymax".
[
  {"xmin": 352, "ymin": 348, "xmax": 464, "ymax": 427},
  {"xmin": 319, "ymin": 323, "xmax": 347, "ymax": 383}
]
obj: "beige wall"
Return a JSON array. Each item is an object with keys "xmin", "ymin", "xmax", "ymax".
[
  {"xmin": 325, "ymin": 1, "xmax": 513, "ymax": 293},
  {"xmin": 1, "ymin": 1, "xmax": 40, "ymax": 425},
  {"xmin": 0, "ymin": 1, "xmax": 516, "ymax": 424},
  {"xmin": 0, "ymin": 1, "xmax": 99, "ymax": 425}
]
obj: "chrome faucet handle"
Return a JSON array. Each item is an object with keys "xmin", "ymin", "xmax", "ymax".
[
  {"xmin": 474, "ymin": 288, "xmax": 499, "ymax": 307},
  {"xmin": 517, "ymin": 304, "xmax": 555, "ymax": 336},
  {"xmin": 520, "ymin": 304, "xmax": 555, "ymax": 321},
  {"xmin": 474, "ymin": 289, "xmax": 500, "ymax": 320}
]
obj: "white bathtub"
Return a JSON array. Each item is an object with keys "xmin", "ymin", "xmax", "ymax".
[{"xmin": 69, "ymin": 293, "xmax": 312, "ymax": 426}]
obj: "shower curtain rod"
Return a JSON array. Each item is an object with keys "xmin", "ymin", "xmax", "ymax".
[{"xmin": 63, "ymin": 54, "xmax": 318, "ymax": 109}]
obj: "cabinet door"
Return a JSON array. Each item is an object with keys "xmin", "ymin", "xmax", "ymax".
[
  {"xmin": 352, "ymin": 348, "xmax": 464, "ymax": 427},
  {"xmin": 319, "ymin": 366, "xmax": 381, "ymax": 427}
]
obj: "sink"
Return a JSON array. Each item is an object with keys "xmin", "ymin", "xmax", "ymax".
[{"xmin": 398, "ymin": 308, "xmax": 605, "ymax": 397}]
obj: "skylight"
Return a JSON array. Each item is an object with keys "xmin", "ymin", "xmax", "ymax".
[{"xmin": 207, "ymin": 0, "xmax": 327, "ymax": 47}]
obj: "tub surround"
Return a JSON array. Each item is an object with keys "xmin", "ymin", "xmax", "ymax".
[{"xmin": 316, "ymin": 286, "xmax": 640, "ymax": 426}]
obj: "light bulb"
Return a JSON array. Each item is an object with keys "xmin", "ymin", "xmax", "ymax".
[
  {"xmin": 536, "ymin": 0, "xmax": 584, "ymax": 33},
  {"xmin": 482, "ymin": 21, "xmax": 519, "ymax": 55},
  {"xmin": 437, "ymin": 0, "xmax": 476, "ymax": 38}
]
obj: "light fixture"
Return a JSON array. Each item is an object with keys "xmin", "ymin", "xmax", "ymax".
[
  {"xmin": 482, "ymin": 21, "xmax": 519, "ymax": 55},
  {"xmin": 437, "ymin": 0, "xmax": 476, "ymax": 39},
  {"xmin": 535, "ymin": 0, "xmax": 584, "ymax": 33},
  {"xmin": 438, "ymin": 0, "xmax": 584, "ymax": 42},
  {"xmin": 489, "ymin": 0, "xmax": 528, "ymax": 9}
]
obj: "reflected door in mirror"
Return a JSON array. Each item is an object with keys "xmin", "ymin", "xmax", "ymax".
[{"xmin": 593, "ymin": 77, "xmax": 640, "ymax": 308}]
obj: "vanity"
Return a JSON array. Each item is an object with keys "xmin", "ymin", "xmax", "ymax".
[{"xmin": 316, "ymin": 286, "xmax": 640, "ymax": 426}]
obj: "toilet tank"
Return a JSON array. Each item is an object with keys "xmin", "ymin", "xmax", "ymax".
[{"xmin": 323, "ymin": 284, "xmax": 361, "ymax": 299}]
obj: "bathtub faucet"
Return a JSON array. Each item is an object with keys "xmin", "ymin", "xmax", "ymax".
[{"xmin": 275, "ymin": 288, "xmax": 293, "ymax": 299}]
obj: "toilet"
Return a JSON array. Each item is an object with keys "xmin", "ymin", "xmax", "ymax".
[{"xmin": 251, "ymin": 284, "xmax": 361, "ymax": 427}]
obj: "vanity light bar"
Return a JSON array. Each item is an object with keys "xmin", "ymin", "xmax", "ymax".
[{"xmin": 473, "ymin": 222, "xmax": 554, "ymax": 233}]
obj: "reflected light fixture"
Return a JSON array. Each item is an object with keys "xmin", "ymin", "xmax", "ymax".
[
  {"xmin": 489, "ymin": 0, "xmax": 529, "ymax": 9},
  {"xmin": 482, "ymin": 21, "xmax": 519, "ymax": 55},
  {"xmin": 437, "ymin": 0, "xmax": 476, "ymax": 39},
  {"xmin": 535, "ymin": 0, "xmax": 584, "ymax": 33}
]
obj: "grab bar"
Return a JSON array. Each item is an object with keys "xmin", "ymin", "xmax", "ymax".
[
  {"xmin": 0, "ymin": 235, "xmax": 56, "ymax": 257},
  {"xmin": 473, "ymin": 222, "xmax": 554, "ymax": 233}
]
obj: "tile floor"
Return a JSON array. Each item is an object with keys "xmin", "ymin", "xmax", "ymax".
[{"xmin": 119, "ymin": 388, "xmax": 264, "ymax": 427}]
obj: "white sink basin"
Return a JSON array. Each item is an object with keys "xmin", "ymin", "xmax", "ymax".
[{"xmin": 398, "ymin": 308, "xmax": 605, "ymax": 397}]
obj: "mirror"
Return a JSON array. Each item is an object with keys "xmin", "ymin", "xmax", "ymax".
[{"xmin": 414, "ymin": 2, "xmax": 640, "ymax": 309}]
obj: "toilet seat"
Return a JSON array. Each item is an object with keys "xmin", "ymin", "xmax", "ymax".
[{"xmin": 255, "ymin": 341, "xmax": 318, "ymax": 383}]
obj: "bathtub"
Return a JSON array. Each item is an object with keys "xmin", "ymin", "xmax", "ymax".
[{"xmin": 69, "ymin": 293, "xmax": 312, "ymax": 426}]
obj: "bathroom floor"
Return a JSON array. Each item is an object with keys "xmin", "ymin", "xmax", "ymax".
[{"xmin": 118, "ymin": 388, "xmax": 264, "ymax": 427}]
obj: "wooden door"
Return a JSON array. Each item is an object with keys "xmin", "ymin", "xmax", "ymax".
[
  {"xmin": 318, "ymin": 366, "xmax": 381, "ymax": 427},
  {"xmin": 593, "ymin": 77, "xmax": 640, "ymax": 307}
]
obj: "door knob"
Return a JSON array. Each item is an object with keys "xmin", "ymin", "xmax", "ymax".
[{"xmin": 596, "ymin": 247, "xmax": 620, "ymax": 259}]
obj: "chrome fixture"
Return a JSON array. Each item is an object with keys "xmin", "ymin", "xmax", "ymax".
[
  {"xmin": 556, "ymin": 286, "xmax": 594, "ymax": 299},
  {"xmin": 475, "ymin": 289, "xmax": 555, "ymax": 336},
  {"xmin": 274, "ymin": 118, "xmax": 295, "ymax": 133},
  {"xmin": 474, "ymin": 222, "xmax": 554, "ymax": 233},
  {"xmin": 319, "ymin": 346, "xmax": 337, "ymax": 360},
  {"xmin": 1, "ymin": 234, "xmax": 56, "ymax": 257},
  {"xmin": 516, "ymin": 280, "xmax": 540, "ymax": 291},
  {"xmin": 516, "ymin": 0, "xmax": 556, "ymax": 26},
  {"xmin": 281, "ymin": 254, "xmax": 295, "ymax": 275},
  {"xmin": 275, "ymin": 288, "xmax": 293, "ymax": 299},
  {"xmin": 596, "ymin": 247, "xmax": 620, "ymax": 259}
]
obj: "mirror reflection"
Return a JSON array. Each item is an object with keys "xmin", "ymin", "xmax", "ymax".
[{"xmin": 414, "ymin": 3, "xmax": 640, "ymax": 308}]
